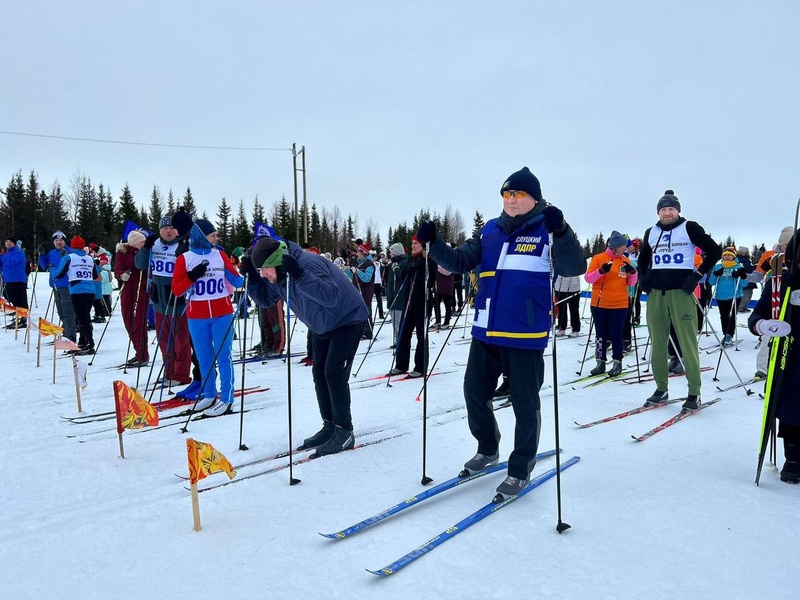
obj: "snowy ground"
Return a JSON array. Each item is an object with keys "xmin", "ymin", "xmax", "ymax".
[{"xmin": 2, "ymin": 278, "xmax": 797, "ymax": 600}]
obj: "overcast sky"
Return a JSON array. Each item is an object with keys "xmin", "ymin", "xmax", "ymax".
[{"xmin": 2, "ymin": 0, "xmax": 798, "ymax": 250}]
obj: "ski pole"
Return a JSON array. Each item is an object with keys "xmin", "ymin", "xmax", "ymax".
[
  {"xmin": 549, "ymin": 235, "xmax": 570, "ymax": 533},
  {"xmin": 285, "ymin": 271, "xmax": 301, "ymax": 486},
  {"xmin": 238, "ymin": 272, "xmax": 250, "ymax": 451},
  {"xmin": 421, "ymin": 244, "xmax": 432, "ymax": 486}
]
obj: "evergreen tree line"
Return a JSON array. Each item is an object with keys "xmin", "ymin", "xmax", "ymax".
[{"xmin": 2, "ymin": 168, "xmax": 761, "ymax": 265}]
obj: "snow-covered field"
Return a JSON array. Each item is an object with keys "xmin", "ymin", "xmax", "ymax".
[{"xmin": 2, "ymin": 278, "xmax": 797, "ymax": 600}]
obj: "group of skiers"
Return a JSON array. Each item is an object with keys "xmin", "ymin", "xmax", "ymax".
[{"xmin": 3, "ymin": 168, "xmax": 798, "ymax": 490}]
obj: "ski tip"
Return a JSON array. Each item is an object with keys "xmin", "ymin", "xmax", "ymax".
[
  {"xmin": 366, "ymin": 568, "xmax": 392, "ymax": 577},
  {"xmin": 630, "ymin": 434, "xmax": 643, "ymax": 442},
  {"xmin": 319, "ymin": 532, "xmax": 341, "ymax": 539}
]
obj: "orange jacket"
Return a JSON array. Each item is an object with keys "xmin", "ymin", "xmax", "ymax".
[{"xmin": 585, "ymin": 249, "xmax": 638, "ymax": 309}]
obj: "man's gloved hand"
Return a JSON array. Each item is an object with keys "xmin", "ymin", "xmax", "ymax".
[
  {"xmin": 620, "ymin": 262, "xmax": 637, "ymax": 274},
  {"xmin": 187, "ymin": 262, "xmax": 208, "ymax": 282},
  {"xmin": 542, "ymin": 206, "xmax": 565, "ymax": 233},
  {"xmin": 239, "ymin": 254, "xmax": 255, "ymax": 274},
  {"xmin": 144, "ymin": 233, "xmax": 159, "ymax": 250},
  {"xmin": 120, "ymin": 270, "xmax": 131, "ymax": 282},
  {"xmin": 681, "ymin": 271, "xmax": 703, "ymax": 295},
  {"xmin": 416, "ymin": 221, "xmax": 437, "ymax": 245},
  {"xmin": 281, "ymin": 253, "xmax": 304, "ymax": 278},
  {"xmin": 599, "ymin": 261, "xmax": 613, "ymax": 274}
]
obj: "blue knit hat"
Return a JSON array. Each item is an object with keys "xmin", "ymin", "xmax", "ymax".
[
  {"xmin": 500, "ymin": 167, "xmax": 542, "ymax": 202},
  {"xmin": 194, "ymin": 218, "xmax": 217, "ymax": 236},
  {"xmin": 607, "ymin": 230, "xmax": 628, "ymax": 249}
]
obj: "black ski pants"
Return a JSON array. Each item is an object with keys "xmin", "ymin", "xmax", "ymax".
[
  {"xmin": 310, "ymin": 320, "xmax": 364, "ymax": 432},
  {"xmin": 463, "ymin": 339, "xmax": 543, "ymax": 480}
]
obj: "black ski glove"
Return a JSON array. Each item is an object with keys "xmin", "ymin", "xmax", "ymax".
[
  {"xmin": 281, "ymin": 254, "xmax": 304, "ymax": 278},
  {"xmin": 620, "ymin": 263, "xmax": 637, "ymax": 274},
  {"xmin": 681, "ymin": 272, "xmax": 703, "ymax": 295},
  {"xmin": 144, "ymin": 233, "xmax": 159, "ymax": 250},
  {"xmin": 713, "ymin": 267, "xmax": 724, "ymax": 277},
  {"xmin": 599, "ymin": 261, "xmax": 613, "ymax": 274},
  {"xmin": 187, "ymin": 262, "xmax": 208, "ymax": 282},
  {"xmin": 416, "ymin": 221, "xmax": 437, "ymax": 244}
]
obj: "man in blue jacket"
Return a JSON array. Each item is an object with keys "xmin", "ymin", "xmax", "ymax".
[
  {"xmin": 417, "ymin": 166, "xmax": 586, "ymax": 499},
  {"xmin": 240, "ymin": 236, "xmax": 370, "ymax": 456},
  {"xmin": 1, "ymin": 236, "xmax": 29, "ymax": 328},
  {"xmin": 38, "ymin": 231, "xmax": 77, "ymax": 342}
]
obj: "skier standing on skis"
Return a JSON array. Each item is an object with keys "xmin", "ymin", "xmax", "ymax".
[
  {"xmin": 135, "ymin": 213, "xmax": 201, "ymax": 395},
  {"xmin": 38, "ymin": 231, "xmax": 77, "ymax": 343},
  {"xmin": 240, "ymin": 236, "xmax": 370, "ymax": 456},
  {"xmin": 637, "ymin": 190, "xmax": 721, "ymax": 411},
  {"xmin": 171, "ymin": 219, "xmax": 243, "ymax": 418},
  {"xmin": 584, "ymin": 231, "xmax": 638, "ymax": 377},
  {"xmin": 748, "ymin": 232, "xmax": 800, "ymax": 483},
  {"xmin": 416, "ymin": 166, "xmax": 585, "ymax": 498}
]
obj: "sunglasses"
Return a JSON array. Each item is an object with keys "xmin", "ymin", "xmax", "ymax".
[{"xmin": 502, "ymin": 190, "xmax": 528, "ymax": 200}]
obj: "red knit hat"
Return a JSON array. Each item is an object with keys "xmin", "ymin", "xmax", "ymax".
[
  {"xmin": 70, "ymin": 236, "xmax": 86, "ymax": 249},
  {"xmin": 356, "ymin": 242, "xmax": 371, "ymax": 254}
]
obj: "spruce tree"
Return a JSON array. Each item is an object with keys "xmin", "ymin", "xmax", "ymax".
[
  {"xmin": 472, "ymin": 211, "xmax": 485, "ymax": 238},
  {"xmin": 309, "ymin": 203, "xmax": 321, "ymax": 247},
  {"xmin": 2, "ymin": 170, "xmax": 26, "ymax": 243},
  {"xmin": 182, "ymin": 186, "xmax": 197, "ymax": 215},
  {"xmin": 96, "ymin": 186, "xmax": 119, "ymax": 249},
  {"xmin": 119, "ymin": 183, "xmax": 138, "ymax": 226},
  {"xmin": 233, "ymin": 198, "xmax": 250, "ymax": 249},
  {"xmin": 166, "ymin": 189, "xmax": 176, "ymax": 214},
  {"xmin": 216, "ymin": 197, "xmax": 232, "ymax": 248},
  {"xmin": 148, "ymin": 185, "xmax": 163, "ymax": 231},
  {"xmin": 252, "ymin": 194, "xmax": 265, "ymax": 230}
]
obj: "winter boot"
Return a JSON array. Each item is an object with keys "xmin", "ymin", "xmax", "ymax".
[
  {"xmin": 780, "ymin": 462, "xmax": 800, "ymax": 484},
  {"xmin": 314, "ymin": 426, "xmax": 355, "ymax": 456},
  {"xmin": 300, "ymin": 421, "xmax": 336, "ymax": 449},
  {"xmin": 668, "ymin": 356, "xmax": 685, "ymax": 375},
  {"xmin": 191, "ymin": 395, "xmax": 217, "ymax": 412},
  {"xmin": 682, "ymin": 395, "xmax": 701, "ymax": 412},
  {"xmin": 202, "ymin": 400, "xmax": 233, "ymax": 418},
  {"xmin": 608, "ymin": 359, "xmax": 623, "ymax": 377},
  {"xmin": 495, "ymin": 475, "xmax": 530, "ymax": 499},
  {"xmin": 590, "ymin": 359, "xmax": 606, "ymax": 376},
  {"xmin": 462, "ymin": 452, "xmax": 500, "ymax": 476},
  {"xmin": 644, "ymin": 389, "xmax": 669, "ymax": 406},
  {"xmin": 493, "ymin": 376, "xmax": 510, "ymax": 398},
  {"xmin": 781, "ymin": 440, "xmax": 800, "ymax": 483}
]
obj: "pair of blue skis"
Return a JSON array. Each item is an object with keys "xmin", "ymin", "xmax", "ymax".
[{"xmin": 319, "ymin": 449, "xmax": 580, "ymax": 576}]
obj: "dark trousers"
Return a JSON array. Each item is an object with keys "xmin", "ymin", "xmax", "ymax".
[
  {"xmin": 5, "ymin": 282, "xmax": 28, "ymax": 310},
  {"xmin": 464, "ymin": 339, "xmax": 543, "ymax": 480},
  {"xmin": 374, "ymin": 284, "xmax": 385, "ymax": 319},
  {"xmin": 555, "ymin": 290, "xmax": 580, "ymax": 332},
  {"xmin": 434, "ymin": 293, "xmax": 453, "ymax": 325},
  {"xmin": 590, "ymin": 306, "xmax": 627, "ymax": 361},
  {"xmin": 71, "ymin": 293, "xmax": 95, "ymax": 349},
  {"xmin": 454, "ymin": 281, "xmax": 464, "ymax": 309},
  {"xmin": 396, "ymin": 303, "xmax": 426, "ymax": 373},
  {"xmin": 716, "ymin": 298, "xmax": 737, "ymax": 337},
  {"xmin": 310, "ymin": 320, "xmax": 364, "ymax": 431}
]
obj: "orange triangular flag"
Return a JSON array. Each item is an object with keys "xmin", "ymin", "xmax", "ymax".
[
  {"xmin": 15, "ymin": 307, "xmax": 28, "ymax": 318},
  {"xmin": 113, "ymin": 380, "xmax": 159, "ymax": 431},
  {"xmin": 39, "ymin": 318, "xmax": 64, "ymax": 337},
  {"xmin": 186, "ymin": 439, "xmax": 237, "ymax": 485}
]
